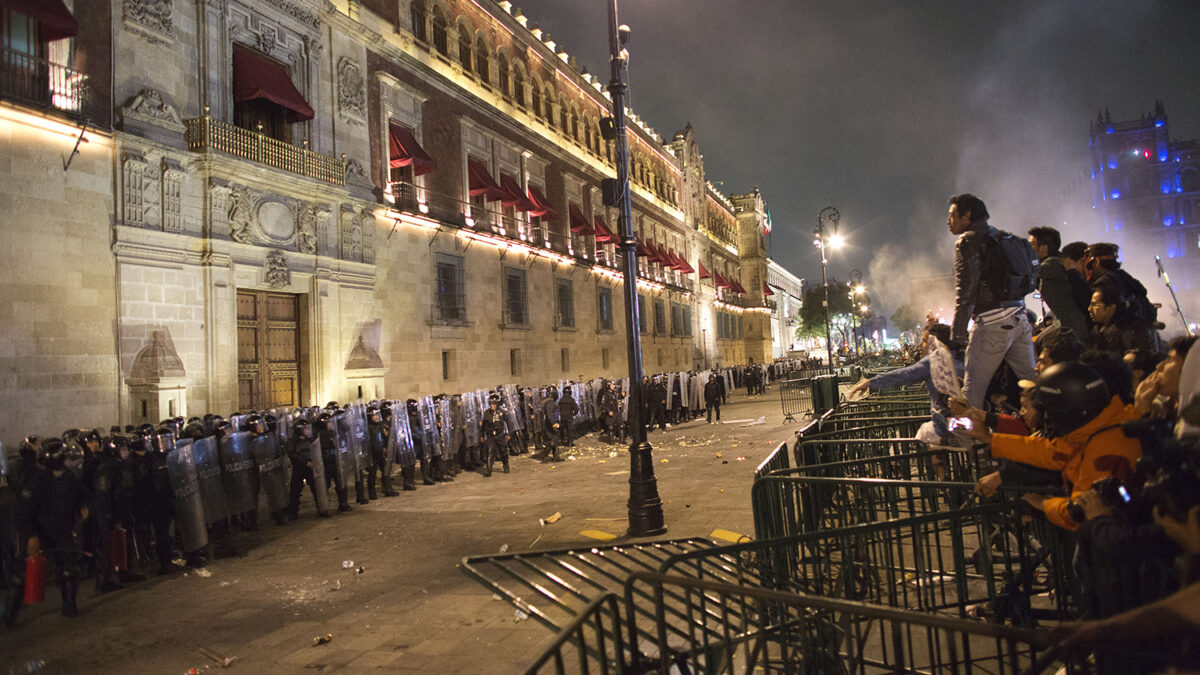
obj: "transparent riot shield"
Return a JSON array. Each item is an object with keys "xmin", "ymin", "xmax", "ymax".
[
  {"xmin": 665, "ymin": 373, "xmax": 677, "ymax": 411},
  {"xmin": 192, "ymin": 436, "xmax": 228, "ymax": 526},
  {"xmin": 166, "ymin": 440, "xmax": 208, "ymax": 552},
  {"xmin": 350, "ymin": 405, "xmax": 370, "ymax": 474},
  {"xmin": 463, "ymin": 392, "xmax": 480, "ymax": 448},
  {"xmin": 251, "ymin": 433, "xmax": 289, "ymax": 515},
  {"xmin": 307, "ymin": 438, "xmax": 329, "ymax": 513},
  {"xmin": 572, "ymin": 383, "xmax": 586, "ymax": 424},
  {"xmin": 228, "ymin": 414, "xmax": 249, "ymax": 433},
  {"xmin": 501, "ymin": 385, "xmax": 522, "ymax": 433},
  {"xmin": 678, "ymin": 372, "xmax": 690, "ymax": 409},
  {"xmin": 437, "ymin": 397, "xmax": 453, "ymax": 458},
  {"xmin": 333, "ymin": 414, "xmax": 356, "ymax": 486},
  {"xmin": 390, "ymin": 404, "xmax": 416, "ymax": 469},
  {"xmin": 450, "ymin": 396, "xmax": 466, "ymax": 455},
  {"xmin": 219, "ymin": 431, "xmax": 257, "ymax": 516},
  {"xmin": 620, "ymin": 377, "xmax": 631, "ymax": 426},
  {"xmin": 418, "ymin": 395, "xmax": 438, "ymax": 459}
]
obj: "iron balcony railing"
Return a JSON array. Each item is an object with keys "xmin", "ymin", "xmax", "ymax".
[
  {"xmin": 184, "ymin": 113, "xmax": 346, "ymax": 186},
  {"xmin": 0, "ymin": 46, "xmax": 87, "ymax": 118},
  {"xmin": 389, "ymin": 181, "xmax": 695, "ymax": 293}
]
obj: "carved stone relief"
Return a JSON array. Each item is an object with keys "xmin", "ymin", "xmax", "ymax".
[
  {"xmin": 122, "ymin": 152, "xmax": 148, "ymax": 228},
  {"xmin": 161, "ymin": 159, "xmax": 185, "ymax": 234},
  {"xmin": 361, "ymin": 212, "xmax": 375, "ymax": 265},
  {"xmin": 255, "ymin": 200, "xmax": 296, "ymax": 244},
  {"xmin": 123, "ymin": 0, "xmax": 175, "ymax": 45},
  {"xmin": 344, "ymin": 158, "xmax": 372, "ymax": 188},
  {"xmin": 340, "ymin": 208, "xmax": 362, "ymax": 262},
  {"xmin": 313, "ymin": 208, "xmax": 331, "ymax": 256},
  {"xmin": 337, "ymin": 56, "xmax": 366, "ymax": 123},
  {"xmin": 298, "ymin": 205, "xmax": 319, "ymax": 254},
  {"xmin": 264, "ymin": 250, "xmax": 291, "ymax": 288},
  {"xmin": 228, "ymin": 185, "xmax": 254, "ymax": 244},
  {"xmin": 120, "ymin": 88, "xmax": 184, "ymax": 131}
]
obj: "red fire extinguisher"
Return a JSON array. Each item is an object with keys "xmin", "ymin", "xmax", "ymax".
[
  {"xmin": 108, "ymin": 526, "xmax": 129, "ymax": 572},
  {"xmin": 24, "ymin": 554, "xmax": 46, "ymax": 604}
]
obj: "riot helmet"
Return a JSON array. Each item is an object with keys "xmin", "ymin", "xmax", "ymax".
[
  {"xmin": 1030, "ymin": 362, "xmax": 1111, "ymax": 439},
  {"xmin": 292, "ymin": 418, "xmax": 313, "ymax": 439},
  {"xmin": 40, "ymin": 439, "xmax": 68, "ymax": 471},
  {"xmin": 181, "ymin": 422, "xmax": 206, "ymax": 440}
]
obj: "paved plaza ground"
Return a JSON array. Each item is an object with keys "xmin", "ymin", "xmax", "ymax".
[{"xmin": 0, "ymin": 389, "xmax": 813, "ymax": 674}]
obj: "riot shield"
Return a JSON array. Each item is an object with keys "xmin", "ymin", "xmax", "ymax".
[
  {"xmin": 166, "ymin": 441, "xmax": 208, "ymax": 552},
  {"xmin": 350, "ymin": 405, "xmax": 370, "ymax": 474},
  {"xmin": 333, "ymin": 415, "xmax": 356, "ymax": 485},
  {"xmin": 307, "ymin": 438, "xmax": 330, "ymax": 513},
  {"xmin": 251, "ymin": 433, "xmax": 289, "ymax": 514},
  {"xmin": 666, "ymin": 373, "xmax": 677, "ymax": 411},
  {"xmin": 573, "ymin": 383, "xmax": 586, "ymax": 423},
  {"xmin": 532, "ymin": 387, "xmax": 546, "ymax": 432},
  {"xmin": 437, "ymin": 397, "xmax": 453, "ymax": 458},
  {"xmin": 678, "ymin": 372, "xmax": 690, "ymax": 409},
  {"xmin": 620, "ymin": 377, "xmax": 631, "ymax": 425},
  {"xmin": 501, "ymin": 385, "xmax": 522, "ymax": 433},
  {"xmin": 418, "ymin": 396, "xmax": 438, "ymax": 459},
  {"xmin": 192, "ymin": 436, "xmax": 228, "ymax": 526},
  {"xmin": 228, "ymin": 414, "xmax": 249, "ymax": 433},
  {"xmin": 462, "ymin": 393, "xmax": 480, "ymax": 449},
  {"xmin": 390, "ymin": 405, "xmax": 416, "ymax": 469},
  {"xmin": 219, "ymin": 431, "xmax": 257, "ymax": 516}
]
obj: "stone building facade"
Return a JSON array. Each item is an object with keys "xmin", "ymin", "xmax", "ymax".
[
  {"xmin": 0, "ymin": 0, "xmax": 784, "ymax": 445},
  {"xmin": 766, "ymin": 259, "xmax": 804, "ymax": 359}
]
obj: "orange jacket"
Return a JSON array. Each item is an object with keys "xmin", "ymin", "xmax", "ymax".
[{"xmin": 989, "ymin": 396, "xmax": 1142, "ymax": 530}]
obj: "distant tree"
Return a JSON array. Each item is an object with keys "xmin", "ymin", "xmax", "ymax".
[
  {"xmin": 890, "ymin": 304, "xmax": 920, "ymax": 334},
  {"xmin": 797, "ymin": 281, "xmax": 855, "ymax": 343}
]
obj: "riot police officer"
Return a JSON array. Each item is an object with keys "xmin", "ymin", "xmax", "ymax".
[
  {"xmin": 558, "ymin": 387, "xmax": 579, "ymax": 448},
  {"xmin": 540, "ymin": 387, "xmax": 562, "ymax": 462},
  {"xmin": 286, "ymin": 419, "xmax": 330, "ymax": 519},
  {"xmin": 16, "ymin": 440, "xmax": 89, "ymax": 618},
  {"xmin": 365, "ymin": 406, "xmax": 399, "ymax": 498},
  {"xmin": 481, "ymin": 394, "xmax": 508, "ymax": 476},
  {"xmin": 315, "ymin": 412, "xmax": 351, "ymax": 513},
  {"xmin": 407, "ymin": 399, "xmax": 436, "ymax": 486}
]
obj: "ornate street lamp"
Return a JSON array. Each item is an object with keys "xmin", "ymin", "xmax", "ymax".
[
  {"xmin": 604, "ymin": 0, "xmax": 665, "ymax": 537},
  {"xmin": 815, "ymin": 207, "xmax": 841, "ymax": 375}
]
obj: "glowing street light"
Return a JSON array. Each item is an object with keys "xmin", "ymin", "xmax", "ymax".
[{"xmin": 815, "ymin": 207, "xmax": 841, "ymax": 374}]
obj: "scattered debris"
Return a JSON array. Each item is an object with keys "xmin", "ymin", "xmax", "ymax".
[
  {"xmin": 341, "ymin": 560, "xmax": 354, "ymax": 569},
  {"xmin": 715, "ymin": 452, "xmax": 723, "ymax": 458},
  {"xmin": 197, "ymin": 647, "xmax": 237, "ymax": 668},
  {"xmin": 544, "ymin": 512, "xmax": 562, "ymax": 524},
  {"xmin": 492, "ymin": 594, "xmax": 502, "ymax": 601},
  {"xmin": 529, "ymin": 534, "xmax": 543, "ymax": 549},
  {"xmin": 710, "ymin": 529, "xmax": 748, "ymax": 543},
  {"xmin": 604, "ymin": 470, "xmax": 629, "ymax": 476},
  {"xmin": 313, "ymin": 634, "xmax": 333, "ymax": 647},
  {"xmin": 499, "ymin": 544, "xmax": 509, "ymax": 553},
  {"xmin": 514, "ymin": 610, "xmax": 529, "ymax": 623},
  {"xmin": 608, "ymin": 452, "xmax": 618, "ymax": 458},
  {"xmin": 579, "ymin": 530, "xmax": 618, "ymax": 541},
  {"xmin": 736, "ymin": 456, "xmax": 746, "ymax": 461},
  {"xmin": 660, "ymin": 459, "xmax": 669, "ymax": 463},
  {"xmin": 194, "ymin": 568, "xmax": 212, "ymax": 578},
  {"xmin": 597, "ymin": 460, "xmax": 606, "ymax": 464},
  {"xmin": 331, "ymin": 580, "xmax": 342, "ymax": 592},
  {"xmin": 685, "ymin": 504, "xmax": 691, "ymax": 508},
  {"xmin": 356, "ymin": 566, "xmax": 365, "ymax": 575}
]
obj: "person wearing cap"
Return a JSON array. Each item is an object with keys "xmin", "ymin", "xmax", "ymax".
[{"xmin": 986, "ymin": 362, "xmax": 1143, "ymax": 531}]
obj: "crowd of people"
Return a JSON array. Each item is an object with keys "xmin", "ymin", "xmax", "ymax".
[
  {"xmin": 0, "ymin": 359, "xmax": 811, "ymax": 627},
  {"xmin": 851, "ymin": 193, "xmax": 1199, "ymax": 671}
]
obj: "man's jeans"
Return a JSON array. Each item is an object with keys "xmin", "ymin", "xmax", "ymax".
[{"xmin": 962, "ymin": 309, "xmax": 1036, "ymax": 409}]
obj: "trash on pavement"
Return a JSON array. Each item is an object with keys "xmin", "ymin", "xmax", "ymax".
[
  {"xmin": 499, "ymin": 544, "xmax": 509, "ymax": 553},
  {"xmin": 313, "ymin": 634, "xmax": 333, "ymax": 647},
  {"xmin": 341, "ymin": 560, "xmax": 354, "ymax": 569},
  {"xmin": 514, "ymin": 610, "xmax": 529, "ymax": 622},
  {"xmin": 194, "ymin": 568, "xmax": 212, "ymax": 578},
  {"xmin": 579, "ymin": 530, "xmax": 617, "ymax": 541}
]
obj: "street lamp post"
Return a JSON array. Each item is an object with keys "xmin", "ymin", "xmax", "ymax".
[
  {"xmin": 606, "ymin": 0, "xmax": 665, "ymax": 537},
  {"xmin": 849, "ymin": 269, "xmax": 863, "ymax": 356},
  {"xmin": 815, "ymin": 207, "xmax": 840, "ymax": 375}
]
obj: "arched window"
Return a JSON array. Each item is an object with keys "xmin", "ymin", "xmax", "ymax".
[
  {"xmin": 432, "ymin": 7, "xmax": 448, "ymax": 56},
  {"xmin": 458, "ymin": 23, "xmax": 472, "ymax": 72},
  {"xmin": 411, "ymin": 0, "xmax": 427, "ymax": 42},
  {"xmin": 559, "ymin": 97, "xmax": 570, "ymax": 135},
  {"xmin": 584, "ymin": 120, "xmax": 592, "ymax": 153},
  {"xmin": 497, "ymin": 52, "xmax": 510, "ymax": 99},
  {"xmin": 570, "ymin": 107, "xmax": 579, "ymax": 142},
  {"xmin": 475, "ymin": 37, "xmax": 489, "ymax": 83},
  {"xmin": 543, "ymin": 87, "xmax": 554, "ymax": 125},
  {"xmin": 530, "ymin": 81, "xmax": 541, "ymax": 118}
]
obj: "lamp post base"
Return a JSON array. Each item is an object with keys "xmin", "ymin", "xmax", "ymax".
[{"xmin": 626, "ymin": 440, "xmax": 666, "ymax": 537}]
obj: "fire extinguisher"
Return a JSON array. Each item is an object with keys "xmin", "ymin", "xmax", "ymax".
[
  {"xmin": 108, "ymin": 526, "xmax": 129, "ymax": 572},
  {"xmin": 23, "ymin": 554, "xmax": 46, "ymax": 604}
]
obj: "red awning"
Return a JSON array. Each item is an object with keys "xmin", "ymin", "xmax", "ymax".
[
  {"xmin": 388, "ymin": 123, "xmax": 437, "ymax": 175},
  {"xmin": 733, "ymin": 279, "xmax": 747, "ymax": 294},
  {"xmin": 635, "ymin": 241, "xmax": 649, "ymax": 257},
  {"xmin": 499, "ymin": 174, "xmax": 533, "ymax": 211},
  {"xmin": 526, "ymin": 185, "xmax": 558, "ymax": 220},
  {"xmin": 763, "ymin": 282, "xmax": 775, "ymax": 296},
  {"xmin": 677, "ymin": 255, "xmax": 695, "ymax": 274},
  {"xmin": 697, "ymin": 262, "xmax": 711, "ymax": 280},
  {"xmin": 232, "ymin": 45, "xmax": 315, "ymax": 122},
  {"xmin": 3, "ymin": 0, "xmax": 78, "ymax": 41},
  {"xmin": 569, "ymin": 204, "xmax": 595, "ymax": 235},
  {"xmin": 714, "ymin": 272, "xmax": 730, "ymax": 289},
  {"xmin": 668, "ymin": 249, "xmax": 687, "ymax": 271},
  {"xmin": 468, "ymin": 158, "xmax": 505, "ymax": 201},
  {"xmin": 593, "ymin": 216, "xmax": 616, "ymax": 243}
]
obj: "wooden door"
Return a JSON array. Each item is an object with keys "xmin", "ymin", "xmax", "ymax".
[{"xmin": 237, "ymin": 290, "xmax": 303, "ymax": 411}]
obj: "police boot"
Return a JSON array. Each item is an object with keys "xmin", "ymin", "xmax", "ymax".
[
  {"xmin": 433, "ymin": 456, "xmax": 452, "ymax": 482},
  {"xmin": 419, "ymin": 458, "xmax": 435, "ymax": 485},
  {"xmin": 502, "ymin": 453, "xmax": 510, "ymax": 474},
  {"xmin": 401, "ymin": 466, "xmax": 417, "ymax": 491},
  {"xmin": 367, "ymin": 471, "xmax": 378, "ymax": 500},
  {"xmin": 336, "ymin": 487, "xmax": 352, "ymax": 512},
  {"xmin": 355, "ymin": 478, "xmax": 369, "ymax": 505},
  {"xmin": 380, "ymin": 474, "xmax": 399, "ymax": 497},
  {"xmin": 61, "ymin": 574, "xmax": 80, "ymax": 618},
  {"xmin": 552, "ymin": 446, "xmax": 562, "ymax": 462},
  {"xmin": 483, "ymin": 449, "xmax": 493, "ymax": 477}
]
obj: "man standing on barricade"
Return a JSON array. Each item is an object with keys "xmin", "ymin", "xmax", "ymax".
[{"xmin": 946, "ymin": 193, "xmax": 1038, "ymax": 409}]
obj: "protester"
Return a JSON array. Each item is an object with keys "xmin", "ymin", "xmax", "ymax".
[{"xmin": 1028, "ymin": 226, "xmax": 1090, "ymax": 337}]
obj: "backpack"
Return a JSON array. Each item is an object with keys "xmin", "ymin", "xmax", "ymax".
[{"xmin": 985, "ymin": 228, "xmax": 1039, "ymax": 301}]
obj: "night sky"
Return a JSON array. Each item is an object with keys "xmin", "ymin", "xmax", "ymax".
[{"xmin": 511, "ymin": 0, "xmax": 1200, "ymax": 320}]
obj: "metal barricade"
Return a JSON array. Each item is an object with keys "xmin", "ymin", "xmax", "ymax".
[{"xmin": 778, "ymin": 377, "xmax": 813, "ymax": 422}]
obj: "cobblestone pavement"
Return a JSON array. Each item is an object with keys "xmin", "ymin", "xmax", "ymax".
[{"xmin": 1, "ymin": 389, "xmax": 813, "ymax": 674}]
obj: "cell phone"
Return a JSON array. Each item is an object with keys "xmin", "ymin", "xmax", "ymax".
[{"xmin": 948, "ymin": 416, "xmax": 974, "ymax": 431}]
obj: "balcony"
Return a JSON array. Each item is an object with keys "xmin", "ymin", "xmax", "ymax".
[
  {"xmin": 184, "ymin": 113, "xmax": 346, "ymax": 186},
  {"xmin": 0, "ymin": 46, "xmax": 87, "ymax": 119},
  {"xmin": 389, "ymin": 181, "xmax": 695, "ymax": 294}
]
